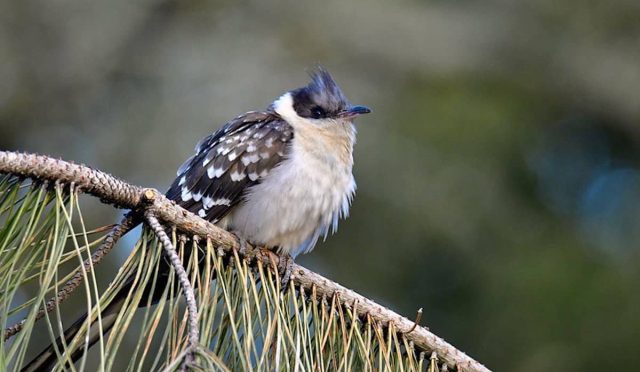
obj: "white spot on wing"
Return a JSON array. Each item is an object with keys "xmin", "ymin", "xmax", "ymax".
[
  {"xmin": 181, "ymin": 187, "xmax": 192, "ymax": 201},
  {"xmin": 203, "ymin": 197, "xmax": 231, "ymax": 209},
  {"xmin": 193, "ymin": 192, "xmax": 202, "ymax": 202},
  {"xmin": 198, "ymin": 209, "xmax": 206, "ymax": 218},
  {"xmin": 207, "ymin": 166, "xmax": 225, "ymax": 179},
  {"xmin": 213, "ymin": 198, "xmax": 231, "ymax": 206},
  {"xmin": 265, "ymin": 138, "xmax": 274, "ymax": 148},
  {"xmin": 178, "ymin": 176, "xmax": 186, "ymax": 186},
  {"xmin": 241, "ymin": 154, "xmax": 260, "ymax": 165},
  {"xmin": 248, "ymin": 172, "xmax": 259, "ymax": 181},
  {"xmin": 230, "ymin": 171, "xmax": 245, "ymax": 181}
]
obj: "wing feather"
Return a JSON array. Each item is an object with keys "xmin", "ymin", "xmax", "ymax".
[{"xmin": 165, "ymin": 111, "xmax": 293, "ymax": 223}]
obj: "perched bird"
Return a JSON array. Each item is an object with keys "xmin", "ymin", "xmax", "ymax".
[
  {"xmin": 23, "ymin": 67, "xmax": 370, "ymax": 371},
  {"xmin": 166, "ymin": 67, "xmax": 369, "ymax": 259}
]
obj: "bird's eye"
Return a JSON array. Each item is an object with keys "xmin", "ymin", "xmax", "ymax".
[{"xmin": 310, "ymin": 106, "xmax": 326, "ymax": 119}]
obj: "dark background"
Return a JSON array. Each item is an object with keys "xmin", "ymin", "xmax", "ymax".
[{"xmin": 2, "ymin": 1, "xmax": 640, "ymax": 370}]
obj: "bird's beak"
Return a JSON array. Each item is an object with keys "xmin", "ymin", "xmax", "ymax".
[{"xmin": 338, "ymin": 105, "xmax": 372, "ymax": 119}]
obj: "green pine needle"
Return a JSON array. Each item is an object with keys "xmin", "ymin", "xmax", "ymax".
[{"xmin": 0, "ymin": 176, "xmax": 438, "ymax": 371}]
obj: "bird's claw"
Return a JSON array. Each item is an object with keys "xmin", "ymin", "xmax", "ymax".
[
  {"xmin": 237, "ymin": 237, "xmax": 248, "ymax": 256},
  {"xmin": 256, "ymin": 248, "xmax": 294, "ymax": 290},
  {"xmin": 229, "ymin": 231, "xmax": 249, "ymax": 256},
  {"xmin": 277, "ymin": 253, "xmax": 294, "ymax": 290}
]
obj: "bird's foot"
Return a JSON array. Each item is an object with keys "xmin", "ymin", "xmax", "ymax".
[
  {"xmin": 277, "ymin": 252, "xmax": 294, "ymax": 290},
  {"xmin": 256, "ymin": 248, "xmax": 294, "ymax": 290},
  {"xmin": 222, "ymin": 231, "xmax": 250, "ymax": 267},
  {"xmin": 229, "ymin": 231, "xmax": 250, "ymax": 256}
]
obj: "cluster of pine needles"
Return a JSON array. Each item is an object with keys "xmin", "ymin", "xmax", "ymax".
[{"xmin": 0, "ymin": 175, "xmax": 444, "ymax": 371}]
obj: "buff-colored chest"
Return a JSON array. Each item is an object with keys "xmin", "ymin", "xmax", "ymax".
[{"xmin": 225, "ymin": 122, "xmax": 356, "ymax": 255}]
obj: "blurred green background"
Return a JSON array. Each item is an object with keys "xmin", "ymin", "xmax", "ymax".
[{"xmin": 2, "ymin": 0, "xmax": 640, "ymax": 370}]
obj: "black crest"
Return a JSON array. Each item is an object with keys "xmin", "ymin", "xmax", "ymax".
[{"xmin": 291, "ymin": 68, "xmax": 349, "ymax": 119}]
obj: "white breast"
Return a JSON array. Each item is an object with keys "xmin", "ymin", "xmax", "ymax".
[{"xmin": 224, "ymin": 93, "xmax": 356, "ymax": 256}]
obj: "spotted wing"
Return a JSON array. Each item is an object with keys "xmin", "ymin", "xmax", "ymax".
[{"xmin": 165, "ymin": 111, "xmax": 293, "ymax": 223}]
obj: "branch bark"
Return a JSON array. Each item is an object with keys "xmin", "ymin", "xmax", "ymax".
[
  {"xmin": 145, "ymin": 211, "xmax": 199, "ymax": 369},
  {"xmin": 0, "ymin": 150, "xmax": 491, "ymax": 372}
]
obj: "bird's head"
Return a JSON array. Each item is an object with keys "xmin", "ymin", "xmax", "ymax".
[{"xmin": 272, "ymin": 68, "xmax": 371, "ymax": 128}]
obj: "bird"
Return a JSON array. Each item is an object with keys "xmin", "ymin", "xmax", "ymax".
[
  {"xmin": 22, "ymin": 67, "xmax": 370, "ymax": 371},
  {"xmin": 166, "ymin": 67, "xmax": 369, "ymax": 259}
]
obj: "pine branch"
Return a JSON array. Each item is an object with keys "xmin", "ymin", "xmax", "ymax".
[
  {"xmin": 0, "ymin": 150, "xmax": 491, "ymax": 372},
  {"xmin": 3, "ymin": 214, "xmax": 139, "ymax": 340},
  {"xmin": 144, "ymin": 211, "xmax": 199, "ymax": 369}
]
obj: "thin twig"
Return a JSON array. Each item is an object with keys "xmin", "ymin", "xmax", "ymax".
[
  {"xmin": 144, "ymin": 211, "xmax": 199, "ymax": 369},
  {"xmin": 408, "ymin": 307, "xmax": 423, "ymax": 334}
]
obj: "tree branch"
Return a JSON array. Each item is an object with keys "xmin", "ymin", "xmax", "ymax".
[
  {"xmin": 0, "ymin": 150, "xmax": 491, "ymax": 372},
  {"xmin": 144, "ymin": 211, "xmax": 199, "ymax": 369}
]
